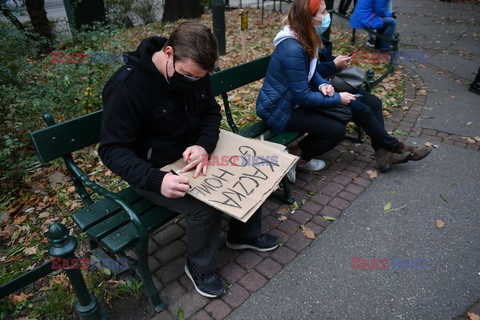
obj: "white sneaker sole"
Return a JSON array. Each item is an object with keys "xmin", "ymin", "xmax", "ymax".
[{"xmin": 226, "ymin": 241, "xmax": 279, "ymax": 252}]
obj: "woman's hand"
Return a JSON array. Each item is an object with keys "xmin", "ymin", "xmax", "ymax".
[
  {"xmin": 181, "ymin": 145, "xmax": 208, "ymax": 177},
  {"xmin": 320, "ymin": 84, "xmax": 335, "ymax": 96},
  {"xmin": 339, "ymin": 92, "xmax": 356, "ymax": 105},
  {"xmin": 333, "ymin": 55, "xmax": 352, "ymax": 70}
]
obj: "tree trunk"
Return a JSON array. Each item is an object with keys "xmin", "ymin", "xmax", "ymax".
[
  {"xmin": 163, "ymin": 0, "xmax": 202, "ymax": 23},
  {"xmin": 25, "ymin": 0, "xmax": 53, "ymax": 53},
  {"xmin": 0, "ymin": 6, "xmax": 25, "ymax": 31}
]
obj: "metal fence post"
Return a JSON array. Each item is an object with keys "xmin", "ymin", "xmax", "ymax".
[
  {"xmin": 48, "ymin": 223, "xmax": 108, "ymax": 320},
  {"xmin": 212, "ymin": 0, "xmax": 227, "ymax": 55}
]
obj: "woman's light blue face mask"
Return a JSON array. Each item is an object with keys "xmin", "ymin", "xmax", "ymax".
[{"xmin": 315, "ymin": 13, "xmax": 331, "ymax": 35}]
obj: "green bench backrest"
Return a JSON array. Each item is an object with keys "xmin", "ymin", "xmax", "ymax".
[
  {"xmin": 210, "ymin": 55, "xmax": 271, "ymax": 96},
  {"xmin": 30, "ymin": 110, "xmax": 103, "ymax": 163}
]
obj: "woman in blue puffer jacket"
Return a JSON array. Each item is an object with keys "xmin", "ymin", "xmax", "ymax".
[{"xmin": 256, "ymin": 0, "xmax": 357, "ymax": 182}]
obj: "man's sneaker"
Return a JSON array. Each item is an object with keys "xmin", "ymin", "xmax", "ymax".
[
  {"xmin": 226, "ymin": 234, "xmax": 279, "ymax": 252},
  {"xmin": 184, "ymin": 259, "xmax": 225, "ymax": 298},
  {"xmin": 297, "ymin": 159, "xmax": 326, "ymax": 172},
  {"xmin": 366, "ymin": 38, "xmax": 376, "ymax": 48}
]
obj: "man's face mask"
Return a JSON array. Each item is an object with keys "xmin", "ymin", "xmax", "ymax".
[
  {"xmin": 165, "ymin": 58, "xmax": 200, "ymax": 92},
  {"xmin": 315, "ymin": 13, "xmax": 331, "ymax": 35}
]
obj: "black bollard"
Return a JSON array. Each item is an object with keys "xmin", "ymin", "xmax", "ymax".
[{"xmin": 48, "ymin": 223, "xmax": 108, "ymax": 320}]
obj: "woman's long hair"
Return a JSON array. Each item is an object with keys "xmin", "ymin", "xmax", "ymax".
[{"xmin": 287, "ymin": 0, "xmax": 323, "ymax": 60}]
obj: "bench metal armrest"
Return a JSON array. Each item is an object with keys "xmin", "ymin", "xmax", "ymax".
[{"xmin": 64, "ymin": 158, "xmax": 150, "ymax": 246}]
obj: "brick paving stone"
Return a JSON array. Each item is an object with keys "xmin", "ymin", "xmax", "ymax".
[
  {"xmin": 329, "ymin": 160, "xmax": 350, "ymax": 171},
  {"xmin": 340, "ymin": 170, "xmax": 360, "ymax": 179},
  {"xmin": 152, "ymin": 224, "xmax": 185, "ymax": 247},
  {"xmin": 278, "ymin": 219, "xmax": 300, "ymax": 235},
  {"xmin": 409, "ymin": 130, "xmax": 421, "ymax": 137},
  {"xmin": 339, "ymin": 151, "xmax": 357, "ymax": 162},
  {"xmin": 178, "ymin": 273, "xmax": 194, "ymax": 291},
  {"xmin": 436, "ymin": 132, "xmax": 449, "ymax": 138},
  {"xmin": 312, "ymin": 192, "xmax": 332, "ymax": 206},
  {"xmin": 160, "ymin": 280, "xmax": 187, "ymax": 305},
  {"xmin": 311, "ymin": 215, "xmax": 332, "ymax": 228},
  {"xmin": 152, "ymin": 274, "xmax": 165, "ymax": 292},
  {"xmin": 319, "ymin": 205, "xmax": 342, "ymax": 219},
  {"xmin": 262, "ymin": 198, "xmax": 281, "ymax": 211},
  {"xmin": 154, "ymin": 240, "xmax": 188, "ymax": 265},
  {"xmin": 345, "ymin": 182, "xmax": 365, "ymax": 195},
  {"xmin": 148, "ymin": 256, "xmax": 161, "ymax": 272},
  {"xmin": 322, "ymin": 149, "xmax": 341, "ymax": 162},
  {"xmin": 353, "ymin": 177, "xmax": 371, "ymax": 188},
  {"xmin": 422, "ymin": 129, "xmax": 437, "ymax": 136},
  {"xmin": 170, "ymin": 291, "xmax": 210, "ymax": 320},
  {"xmin": 235, "ymin": 251, "xmax": 262, "ymax": 270},
  {"xmin": 297, "ymin": 171, "xmax": 316, "ymax": 182},
  {"xmin": 256, "ymin": 258, "xmax": 283, "ymax": 279},
  {"xmin": 216, "ymin": 247, "xmax": 240, "ymax": 269},
  {"xmin": 289, "ymin": 209, "xmax": 313, "ymax": 224},
  {"xmin": 321, "ymin": 182, "xmax": 344, "ymax": 197},
  {"xmin": 338, "ymin": 191, "xmax": 357, "ymax": 202},
  {"xmin": 262, "ymin": 215, "xmax": 280, "ymax": 232},
  {"xmin": 319, "ymin": 169, "xmax": 339, "ymax": 182},
  {"xmin": 346, "ymin": 165, "xmax": 364, "ymax": 174},
  {"xmin": 191, "ymin": 310, "xmax": 214, "ymax": 320},
  {"xmin": 204, "ymin": 299, "xmax": 232, "ymax": 320},
  {"xmin": 292, "ymin": 179, "xmax": 307, "ymax": 188},
  {"xmin": 151, "ymin": 310, "xmax": 175, "ymax": 320},
  {"xmin": 332, "ymin": 174, "xmax": 353, "ymax": 186},
  {"xmin": 218, "ymin": 263, "xmax": 247, "ymax": 283},
  {"xmin": 329, "ymin": 197, "xmax": 351, "ymax": 210},
  {"xmin": 454, "ymin": 141, "xmax": 467, "ymax": 148},
  {"xmin": 300, "ymin": 200, "xmax": 323, "ymax": 215},
  {"xmin": 303, "ymin": 180, "xmax": 324, "ymax": 193},
  {"xmin": 270, "ymin": 245, "xmax": 297, "ymax": 265},
  {"xmin": 351, "ymin": 160, "xmax": 369, "ymax": 168},
  {"xmin": 268, "ymin": 228, "xmax": 289, "ymax": 243},
  {"xmin": 238, "ymin": 270, "xmax": 268, "ymax": 293},
  {"xmin": 221, "ymin": 283, "xmax": 250, "ymax": 308},
  {"xmin": 285, "ymin": 230, "xmax": 312, "ymax": 252},
  {"xmin": 305, "ymin": 221, "xmax": 325, "ymax": 236},
  {"xmin": 157, "ymin": 256, "xmax": 186, "ymax": 284},
  {"xmin": 148, "ymin": 239, "xmax": 159, "ymax": 255}
]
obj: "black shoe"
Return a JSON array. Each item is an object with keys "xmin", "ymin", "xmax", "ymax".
[
  {"xmin": 184, "ymin": 259, "xmax": 225, "ymax": 298},
  {"xmin": 226, "ymin": 234, "xmax": 279, "ymax": 252},
  {"xmin": 469, "ymin": 83, "xmax": 480, "ymax": 95}
]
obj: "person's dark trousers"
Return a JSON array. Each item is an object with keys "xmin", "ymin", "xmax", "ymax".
[
  {"xmin": 350, "ymin": 90, "xmax": 399, "ymax": 151},
  {"xmin": 338, "ymin": 0, "xmax": 357, "ymax": 14},
  {"xmin": 286, "ymin": 107, "xmax": 346, "ymax": 161},
  {"xmin": 135, "ymin": 189, "xmax": 262, "ymax": 274},
  {"xmin": 469, "ymin": 67, "xmax": 480, "ymax": 95}
]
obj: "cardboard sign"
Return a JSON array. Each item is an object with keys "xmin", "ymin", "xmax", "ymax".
[{"xmin": 162, "ymin": 130, "xmax": 299, "ymax": 222}]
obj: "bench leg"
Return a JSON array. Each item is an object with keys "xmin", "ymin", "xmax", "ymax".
[
  {"xmin": 273, "ymin": 176, "xmax": 295, "ymax": 204},
  {"xmin": 134, "ymin": 242, "xmax": 166, "ymax": 312}
]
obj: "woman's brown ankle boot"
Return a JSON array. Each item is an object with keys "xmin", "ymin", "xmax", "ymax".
[
  {"xmin": 397, "ymin": 142, "xmax": 432, "ymax": 161},
  {"xmin": 374, "ymin": 148, "xmax": 412, "ymax": 173}
]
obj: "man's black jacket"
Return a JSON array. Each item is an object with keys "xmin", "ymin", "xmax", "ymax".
[{"xmin": 99, "ymin": 37, "xmax": 221, "ymax": 193}]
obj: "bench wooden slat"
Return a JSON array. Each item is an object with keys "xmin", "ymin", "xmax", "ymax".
[
  {"xmin": 72, "ymin": 188, "xmax": 142, "ymax": 230},
  {"xmin": 97, "ymin": 207, "xmax": 179, "ymax": 253},
  {"xmin": 210, "ymin": 56, "xmax": 271, "ymax": 96},
  {"xmin": 30, "ymin": 110, "xmax": 103, "ymax": 163}
]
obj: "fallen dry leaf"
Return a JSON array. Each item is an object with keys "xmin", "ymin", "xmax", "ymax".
[
  {"xmin": 11, "ymin": 292, "xmax": 33, "ymax": 304},
  {"xmin": 300, "ymin": 225, "xmax": 316, "ymax": 239},
  {"xmin": 277, "ymin": 215, "xmax": 288, "ymax": 221},
  {"xmin": 366, "ymin": 170, "xmax": 378, "ymax": 179},
  {"xmin": 474, "ymin": 136, "xmax": 480, "ymax": 142},
  {"xmin": 424, "ymin": 141, "xmax": 439, "ymax": 148},
  {"xmin": 466, "ymin": 138, "xmax": 476, "ymax": 144},
  {"xmin": 24, "ymin": 246, "xmax": 37, "ymax": 256},
  {"xmin": 467, "ymin": 311, "xmax": 480, "ymax": 320},
  {"xmin": 436, "ymin": 219, "xmax": 445, "ymax": 229},
  {"xmin": 13, "ymin": 215, "xmax": 27, "ymax": 224}
]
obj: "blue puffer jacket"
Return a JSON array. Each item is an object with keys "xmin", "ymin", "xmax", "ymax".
[
  {"xmin": 256, "ymin": 32, "xmax": 342, "ymax": 133},
  {"xmin": 349, "ymin": 0, "xmax": 392, "ymax": 30}
]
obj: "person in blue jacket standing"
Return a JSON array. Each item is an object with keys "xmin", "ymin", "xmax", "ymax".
[
  {"xmin": 256, "ymin": 0, "xmax": 357, "ymax": 182},
  {"xmin": 349, "ymin": 0, "xmax": 396, "ymax": 52}
]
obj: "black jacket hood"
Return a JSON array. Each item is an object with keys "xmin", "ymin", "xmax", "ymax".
[{"xmin": 125, "ymin": 36, "xmax": 167, "ymax": 82}]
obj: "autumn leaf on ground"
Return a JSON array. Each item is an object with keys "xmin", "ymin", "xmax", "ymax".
[
  {"xmin": 323, "ymin": 215, "xmax": 337, "ymax": 221},
  {"xmin": 439, "ymin": 194, "xmax": 448, "ymax": 202},
  {"xmin": 277, "ymin": 207, "xmax": 289, "ymax": 215},
  {"xmin": 13, "ymin": 215, "xmax": 27, "ymax": 224},
  {"xmin": 436, "ymin": 220, "xmax": 445, "ymax": 229},
  {"xmin": 383, "ymin": 202, "xmax": 392, "ymax": 212},
  {"xmin": 24, "ymin": 247, "xmax": 37, "ymax": 256},
  {"xmin": 277, "ymin": 215, "xmax": 288, "ymax": 221},
  {"xmin": 474, "ymin": 136, "xmax": 480, "ymax": 142},
  {"xmin": 425, "ymin": 141, "xmax": 439, "ymax": 148},
  {"xmin": 11, "ymin": 292, "xmax": 33, "ymax": 304},
  {"xmin": 300, "ymin": 225, "xmax": 316, "ymax": 239},
  {"xmin": 467, "ymin": 311, "xmax": 480, "ymax": 320},
  {"xmin": 366, "ymin": 170, "xmax": 378, "ymax": 179}
]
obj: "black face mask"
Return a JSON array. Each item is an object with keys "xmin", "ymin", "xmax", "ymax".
[{"xmin": 165, "ymin": 60, "xmax": 199, "ymax": 92}]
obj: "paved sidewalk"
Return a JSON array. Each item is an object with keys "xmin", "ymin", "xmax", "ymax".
[{"xmin": 137, "ymin": 0, "xmax": 479, "ymax": 319}]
